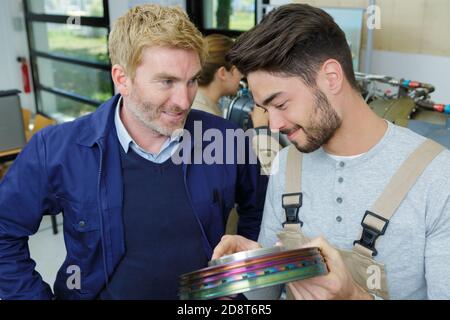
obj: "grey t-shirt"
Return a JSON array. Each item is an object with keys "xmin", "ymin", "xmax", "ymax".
[{"xmin": 258, "ymin": 121, "xmax": 450, "ymax": 299}]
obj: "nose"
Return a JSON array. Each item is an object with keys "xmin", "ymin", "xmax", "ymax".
[
  {"xmin": 268, "ymin": 109, "xmax": 286, "ymax": 132},
  {"xmin": 171, "ymin": 85, "xmax": 192, "ymax": 111}
]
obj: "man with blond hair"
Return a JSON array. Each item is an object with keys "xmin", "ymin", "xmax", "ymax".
[{"xmin": 0, "ymin": 5, "xmax": 267, "ymax": 300}]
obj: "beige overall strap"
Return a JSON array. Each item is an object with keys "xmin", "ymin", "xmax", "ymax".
[
  {"xmin": 354, "ymin": 139, "xmax": 446, "ymax": 257},
  {"xmin": 282, "ymin": 146, "xmax": 303, "ymax": 225},
  {"xmin": 285, "ymin": 145, "xmax": 302, "ymax": 196}
]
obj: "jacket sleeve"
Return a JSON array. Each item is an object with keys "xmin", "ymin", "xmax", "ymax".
[
  {"xmin": 234, "ymin": 133, "xmax": 269, "ymax": 241},
  {"xmin": 0, "ymin": 131, "xmax": 58, "ymax": 300}
]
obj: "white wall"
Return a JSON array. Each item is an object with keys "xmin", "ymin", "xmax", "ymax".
[
  {"xmin": 0, "ymin": 0, "xmax": 36, "ymax": 112},
  {"xmin": 361, "ymin": 50, "xmax": 450, "ymax": 103}
]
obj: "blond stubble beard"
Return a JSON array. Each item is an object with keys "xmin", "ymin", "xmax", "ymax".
[{"xmin": 126, "ymin": 92, "xmax": 188, "ymax": 137}]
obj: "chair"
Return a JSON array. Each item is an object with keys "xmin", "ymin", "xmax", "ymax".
[
  {"xmin": 21, "ymin": 108, "xmax": 32, "ymax": 141},
  {"xmin": 32, "ymin": 114, "xmax": 56, "ymax": 135}
]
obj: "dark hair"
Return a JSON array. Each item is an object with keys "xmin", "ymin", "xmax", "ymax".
[
  {"xmin": 226, "ymin": 4, "xmax": 358, "ymax": 89},
  {"xmin": 198, "ymin": 34, "xmax": 234, "ymax": 86}
]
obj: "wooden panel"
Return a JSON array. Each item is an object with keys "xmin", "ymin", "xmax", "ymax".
[
  {"xmin": 289, "ymin": 0, "xmax": 450, "ymax": 57},
  {"xmin": 337, "ymin": 0, "xmax": 367, "ymax": 8},
  {"xmin": 421, "ymin": 0, "xmax": 450, "ymax": 56},
  {"xmin": 390, "ymin": 0, "xmax": 426, "ymax": 53},
  {"xmin": 372, "ymin": 0, "xmax": 394, "ymax": 51}
]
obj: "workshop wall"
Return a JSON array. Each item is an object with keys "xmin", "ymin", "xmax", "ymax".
[
  {"xmin": 295, "ymin": 0, "xmax": 450, "ymax": 57},
  {"xmin": 0, "ymin": 0, "xmax": 36, "ymax": 113}
]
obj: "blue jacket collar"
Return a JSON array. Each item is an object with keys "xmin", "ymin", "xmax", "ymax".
[{"xmin": 76, "ymin": 94, "xmax": 121, "ymax": 147}]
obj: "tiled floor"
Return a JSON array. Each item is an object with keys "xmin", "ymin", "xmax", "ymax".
[{"xmin": 28, "ymin": 215, "xmax": 66, "ymax": 288}]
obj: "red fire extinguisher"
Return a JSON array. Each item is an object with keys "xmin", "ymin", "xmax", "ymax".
[{"xmin": 17, "ymin": 57, "xmax": 31, "ymax": 94}]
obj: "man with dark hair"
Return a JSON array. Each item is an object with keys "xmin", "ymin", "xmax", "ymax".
[{"xmin": 212, "ymin": 4, "xmax": 450, "ymax": 300}]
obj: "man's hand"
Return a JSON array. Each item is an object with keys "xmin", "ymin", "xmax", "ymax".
[
  {"xmin": 287, "ymin": 236, "xmax": 373, "ymax": 300},
  {"xmin": 249, "ymin": 106, "xmax": 269, "ymax": 128},
  {"xmin": 211, "ymin": 235, "xmax": 262, "ymax": 260}
]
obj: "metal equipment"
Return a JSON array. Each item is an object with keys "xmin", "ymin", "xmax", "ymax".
[
  {"xmin": 356, "ymin": 72, "xmax": 450, "ymax": 148},
  {"xmin": 179, "ymin": 246, "xmax": 328, "ymax": 300}
]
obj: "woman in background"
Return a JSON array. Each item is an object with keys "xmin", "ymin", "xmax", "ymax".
[{"xmin": 192, "ymin": 34, "xmax": 242, "ymax": 117}]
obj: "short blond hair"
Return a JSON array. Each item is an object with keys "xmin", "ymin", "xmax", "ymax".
[{"xmin": 109, "ymin": 4, "xmax": 206, "ymax": 79}]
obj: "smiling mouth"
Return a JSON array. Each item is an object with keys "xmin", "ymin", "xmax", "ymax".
[
  {"xmin": 287, "ymin": 128, "xmax": 300, "ymax": 140},
  {"xmin": 282, "ymin": 126, "xmax": 302, "ymax": 140},
  {"xmin": 162, "ymin": 111, "xmax": 185, "ymax": 120}
]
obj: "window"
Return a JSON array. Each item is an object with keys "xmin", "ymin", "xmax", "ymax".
[
  {"xmin": 30, "ymin": 22, "xmax": 109, "ymax": 63},
  {"xmin": 204, "ymin": 0, "xmax": 256, "ymax": 31},
  {"xmin": 24, "ymin": 0, "xmax": 112, "ymax": 122},
  {"xmin": 28, "ymin": 0, "xmax": 104, "ymax": 17},
  {"xmin": 187, "ymin": 0, "xmax": 257, "ymax": 36}
]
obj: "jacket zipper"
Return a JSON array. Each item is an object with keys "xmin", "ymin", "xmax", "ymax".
[
  {"xmin": 96, "ymin": 141, "xmax": 110, "ymax": 288},
  {"xmin": 182, "ymin": 163, "xmax": 213, "ymax": 258}
]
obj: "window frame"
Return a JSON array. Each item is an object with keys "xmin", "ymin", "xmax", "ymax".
[
  {"xmin": 23, "ymin": 0, "xmax": 113, "ymax": 119},
  {"xmin": 186, "ymin": 0, "xmax": 258, "ymax": 37}
]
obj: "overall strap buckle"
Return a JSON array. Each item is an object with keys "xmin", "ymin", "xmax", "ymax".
[
  {"xmin": 354, "ymin": 211, "xmax": 389, "ymax": 257},
  {"xmin": 282, "ymin": 192, "xmax": 303, "ymax": 227}
]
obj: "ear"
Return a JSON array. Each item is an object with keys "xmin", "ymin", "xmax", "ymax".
[
  {"xmin": 111, "ymin": 64, "xmax": 130, "ymax": 96},
  {"xmin": 318, "ymin": 59, "xmax": 344, "ymax": 94},
  {"xmin": 215, "ymin": 66, "xmax": 228, "ymax": 81}
]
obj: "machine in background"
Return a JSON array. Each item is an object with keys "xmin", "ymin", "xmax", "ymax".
[
  {"xmin": 225, "ymin": 74, "xmax": 450, "ymax": 149},
  {"xmin": 356, "ymin": 72, "xmax": 450, "ymax": 148}
]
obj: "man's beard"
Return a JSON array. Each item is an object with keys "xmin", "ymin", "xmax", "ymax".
[
  {"xmin": 282, "ymin": 89, "xmax": 342, "ymax": 153},
  {"xmin": 127, "ymin": 96, "xmax": 188, "ymax": 137}
]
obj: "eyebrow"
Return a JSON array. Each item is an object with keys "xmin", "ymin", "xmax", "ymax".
[
  {"xmin": 153, "ymin": 70, "xmax": 202, "ymax": 81},
  {"xmin": 254, "ymin": 92, "xmax": 283, "ymax": 108}
]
